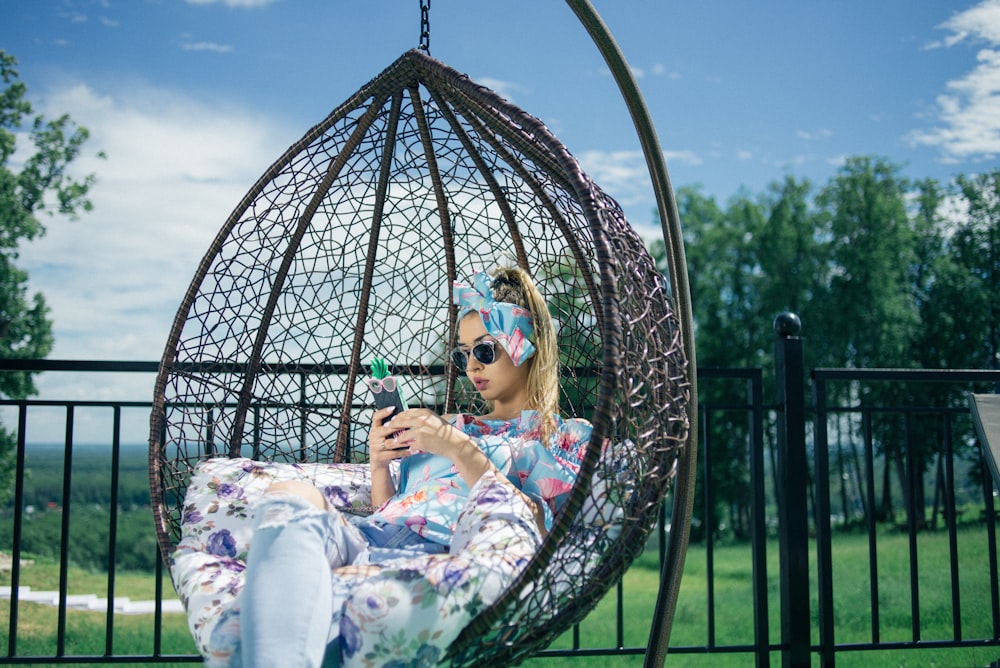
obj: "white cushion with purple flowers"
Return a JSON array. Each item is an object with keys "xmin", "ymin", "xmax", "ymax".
[
  {"xmin": 173, "ymin": 458, "xmax": 379, "ymax": 561},
  {"xmin": 170, "ymin": 457, "xmax": 384, "ymax": 660},
  {"xmin": 170, "ymin": 460, "xmax": 543, "ymax": 667}
]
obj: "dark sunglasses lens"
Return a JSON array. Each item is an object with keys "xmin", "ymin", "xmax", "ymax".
[
  {"xmin": 450, "ymin": 348, "xmax": 468, "ymax": 371},
  {"xmin": 472, "ymin": 342, "xmax": 496, "ymax": 365}
]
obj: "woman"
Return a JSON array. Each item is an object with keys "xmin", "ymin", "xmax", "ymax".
[{"xmin": 221, "ymin": 268, "xmax": 591, "ymax": 666}]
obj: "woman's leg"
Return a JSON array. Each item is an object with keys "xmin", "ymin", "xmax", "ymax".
[{"xmin": 239, "ymin": 481, "xmax": 366, "ymax": 668}]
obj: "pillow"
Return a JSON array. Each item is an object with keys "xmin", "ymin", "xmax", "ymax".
[
  {"xmin": 170, "ymin": 457, "xmax": 385, "ymax": 662},
  {"xmin": 170, "ymin": 460, "xmax": 540, "ymax": 666},
  {"xmin": 173, "ymin": 457, "xmax": 382, "ymax": 564}
]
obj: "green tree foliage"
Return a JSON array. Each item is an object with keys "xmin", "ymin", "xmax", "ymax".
[
  {"xmin": 953, "ymin": 171, "xmax": 1000, "ymax": 372},
  {"xmin": 0, "ymin": 50, "xmax": 101, "ymax": 503},
  {"xmin": 650, "ymin": 156, "xmax": 1000, "ymax": 538},
  {"xmin": 815, "ymin": 157, "xmax": 919, "ymax": 371},
  {"xmin": 650, "ymin": 179, "xmax": 825, "ymax": 539}
]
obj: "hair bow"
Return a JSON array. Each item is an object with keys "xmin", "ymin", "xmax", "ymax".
[{"xmin": 452, "ymin": 272, "xmax": 536, "ymax": 366}]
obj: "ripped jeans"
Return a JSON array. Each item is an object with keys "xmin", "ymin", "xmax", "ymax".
[
  {"xmin": 206, "ymin": 471, "xmax": 542, "ymax": 668},
  {"xmin": 236, "ymin": 494, "xmax": 361, "ymax": 667}
]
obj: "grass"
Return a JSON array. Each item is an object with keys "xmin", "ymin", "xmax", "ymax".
[
  {"xmin": 0, "ymin": 564, "xmax": 197, "ymax": 661},
  {"xmin": 524, "ymin": 525, "xmax": 1000, "ymax": 668},
  {"xmin": 3, "ymin": 527, "xmax": 1000, "ymax": 666}
]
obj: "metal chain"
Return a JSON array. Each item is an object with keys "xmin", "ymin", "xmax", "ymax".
[{"xmin": 419, "ymin": 0, "xmax": 430, "ymax": 52}]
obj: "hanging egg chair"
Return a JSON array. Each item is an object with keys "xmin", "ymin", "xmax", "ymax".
[{"xmin": 150, "ymin": 3, "xmax": 696, "ymax": 665}]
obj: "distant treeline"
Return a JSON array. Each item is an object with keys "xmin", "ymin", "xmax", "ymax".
[{"xmin": 0, "ymin": 444, "xmax": 160, "ymax": 572}]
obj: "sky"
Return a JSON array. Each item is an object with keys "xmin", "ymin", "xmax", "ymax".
[{"xmin": 2, "ymin": 0, "xmax": 1000, "ymax": 422}]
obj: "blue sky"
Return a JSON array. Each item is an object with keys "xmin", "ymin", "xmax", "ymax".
[{"xmin": 2, "ymin": 0, "xmax": 999, "ymax": 411}]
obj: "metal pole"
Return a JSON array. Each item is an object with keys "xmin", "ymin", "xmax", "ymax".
[
  {"xmin": 563, "ymin": 2, "xmax": 699, "ymax": 666},
  {"xmin": 813, "ymin": 362, "xmax": 834, "ymax": 666},
  {"xmin": 749, "ymin": 372, "xmax": 771, "ymax": 667},
  {"xmin": 774, "ymin": 312, "xmax": 810, "ymax": 667}
]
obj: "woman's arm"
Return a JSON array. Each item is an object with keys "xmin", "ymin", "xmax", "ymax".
[
  {"xmin": 389, "ymin": 408, "xmax": 551, "ymax": 534},
  {"xmin": 382, "ymin": 408, "xmax": 494, "ymax": 487}
]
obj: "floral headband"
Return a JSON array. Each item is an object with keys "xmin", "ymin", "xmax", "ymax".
[{"xmin": 452, "ymin": 272, "xmax": 536, "ymax": 366}]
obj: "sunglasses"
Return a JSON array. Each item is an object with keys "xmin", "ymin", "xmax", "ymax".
[
  {"xmin": 366, "ymin": 376, "xmax": 398, "ymax": 393},
  {"xmin": 450, "ymin": 339, "xmax": 499, "ymax": 372}
]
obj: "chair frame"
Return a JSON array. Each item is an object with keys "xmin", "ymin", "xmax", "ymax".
[{"xmin": 149, "ymin": 3, "xmax": 696, "ymax": 665}]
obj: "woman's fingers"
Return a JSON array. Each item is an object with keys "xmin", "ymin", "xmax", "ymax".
[{"xmin": 372, "ymin": 405, "xmax": 396, "ymax": 426}]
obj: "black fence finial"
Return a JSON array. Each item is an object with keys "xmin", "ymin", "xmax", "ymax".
[{"xmin": 774, "ymin": 311, "xmax": 802, "ymax": 338}]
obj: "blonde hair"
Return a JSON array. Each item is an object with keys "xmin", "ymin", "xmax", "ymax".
[{"xmin": 487, "ymin": 266, "xmax": 560, "ymax": 440}]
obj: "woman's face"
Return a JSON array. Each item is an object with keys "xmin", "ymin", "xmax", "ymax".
[{"xmin": 457, "ymin": 312, "xmax": 531, "ymax": 409}]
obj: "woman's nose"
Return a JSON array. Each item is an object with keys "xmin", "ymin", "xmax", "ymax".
[{"xmin": 466, "ymin": 352, "xmax": 483, "ymax": 372}]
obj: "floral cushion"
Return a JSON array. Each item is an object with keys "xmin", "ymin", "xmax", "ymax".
[
  {"xmin": 173, "ymin": 458, "xmax": 381, "ymax": 564},
  {"xmin": 169, "ymin": 433, "xmax": 628, "ymax": 665},
  {"xmin": 171, "ymin": 460, "xmax": 541, "ymax": 667},
  {"xmin": 171, "ymin": 458, "xmax": 385, "ymax": 661}
]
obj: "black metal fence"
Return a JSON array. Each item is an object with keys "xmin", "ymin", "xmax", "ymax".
[{"xmin": 2, "ymin": 321, "xmax": 1000, "ymax": 665}]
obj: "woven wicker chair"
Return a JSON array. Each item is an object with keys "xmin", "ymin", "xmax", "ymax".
[{"xmin": 149, "ymin": 45, "xmax": 692, "ymax": 666}]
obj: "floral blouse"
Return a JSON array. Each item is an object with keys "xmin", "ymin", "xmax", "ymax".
[{"xmin": 360, "ymin": 410, "xmax": 592, "ymax": 545}]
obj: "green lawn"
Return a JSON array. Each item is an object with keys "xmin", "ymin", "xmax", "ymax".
[
  {"xmin": 525, "ymin": 525, "xmax": 1000, "ymax": 667},
  {"xmin": 3, "ymin": 526, "xmax": 1000, "ymax": 666},
  {"xmin": 0, "ymin": 565, "xmax": 197, "ymax": 660}
]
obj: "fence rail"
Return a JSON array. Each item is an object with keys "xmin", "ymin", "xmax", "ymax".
[{"xmin": 2, "ymin": 335, "xmax": 1000, "ymax": 665}]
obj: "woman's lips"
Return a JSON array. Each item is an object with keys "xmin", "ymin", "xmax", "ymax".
[{"xmin": 472, "ymin": 377, "xmax": 489, "ymax": 391}]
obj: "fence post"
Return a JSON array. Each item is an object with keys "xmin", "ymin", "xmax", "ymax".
[{"xmin": 774, "ymin": 312, "xmax": 810, "ymax": 667}]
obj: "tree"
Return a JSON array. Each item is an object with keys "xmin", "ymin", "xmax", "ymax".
[
  {"xmin": 0, "ymin": 50, "xmax": 102, "ymax": 503},
  {"xmin": 758, "ymin": 176, "xmax": 831, "ymax": 370},
  {"xmin": 650, "ymin": 158, "xmax": 1000, "ymax": 536},
  {"xmin": 909, "ymin": 178, "xmax": 962, "ymax": 370},
  {"xmin": 815, "ymin": 157, "xmax": 918, "ymax": 371},
  {"xmin": 952, "ymin": 170, "xmax": 1000, "ymax": 374}
]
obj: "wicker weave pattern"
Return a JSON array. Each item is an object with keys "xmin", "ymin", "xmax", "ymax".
[{"xmin": 149, "ymin": 49, "xmax": 689, "ymax": 665}]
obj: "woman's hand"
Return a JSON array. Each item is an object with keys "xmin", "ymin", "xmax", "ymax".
[
  {"xmin": 369, "ymin": 406, "xmax": 409, "ymax": 471},
  {"xmin": 388, "ymin": 408, "xmax": 495, "ymax": 487},
  {"xmin": 383, "ymin": 408, "xmax": 465, "ymax": 456},
  {"xmin": 369, "ymin": 405, "xmax": 407, "ymax": 507}
]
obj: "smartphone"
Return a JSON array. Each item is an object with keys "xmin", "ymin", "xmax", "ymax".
[{"xmin": 367, "ymin": 375, "xmax": 408, "ymax": 446}]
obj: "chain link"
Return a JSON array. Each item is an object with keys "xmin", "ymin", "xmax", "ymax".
[{"xmin": 419, "ymin": 0, "xmax": 430, "ymax": 52}]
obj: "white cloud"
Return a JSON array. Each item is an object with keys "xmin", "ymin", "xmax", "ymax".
[
  {"xmin": 909, "ymin": 48, "xmax": 1000, "ymax": 161},
  {"xmin": 909, "ymin": 0, "xmax": 1000, "ymax": 161},
  {"xmin": 597, "ymin": 64, "xmax": 682, "ymax": 80},
  {"xmin": 928, "ymin": 0, "xmax": 1000, "ymax": 48},
  {"xmin": 578, "ymin": 150, "xmax": 646, "ymax": 193},
  {"xmin": 22, "ymin": 82, "xmax": 293, "ymax": 372},
  {"xmin": 648, "ymin": 64, "xmax": 681, "ymax": 80},
  {"xmin": 796, "ymin": 129, "xmax": 832, "ymax": 141},
  {"xmin": 475, "ymin": 77, "xmax": 529, "ymax": 104},
  {"xmin": 664, "ymin": 149, "xmax": 703, "ymax": 166},
  {"xmin": 578, "ymin": 149, "xmax": 701, "ymax": 223},
  {"xmin": 180, "ymin": 41, "xmax": 233, "ymax": 53},
  {"xmin": 186, "ymin": 0, "xmax": 278, "ymax": 7}
]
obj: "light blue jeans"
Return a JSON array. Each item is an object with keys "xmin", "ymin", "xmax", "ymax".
[{"xmin": 238, "ymin": 494, "xmax": 361, "ymax": 667}]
